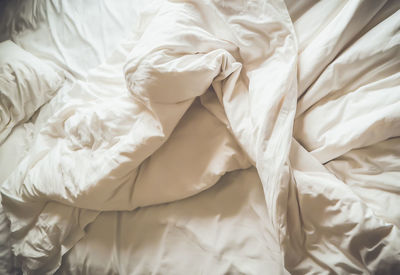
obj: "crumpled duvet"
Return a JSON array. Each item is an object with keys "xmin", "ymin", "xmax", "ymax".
[{"xmin": 1, "ymin": 0, "xmax": 400, "ymax": 274}]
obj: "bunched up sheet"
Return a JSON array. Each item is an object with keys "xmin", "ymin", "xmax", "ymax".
[{"xmin": 0, "ymin": 0, "xmax": 399, "ymax": 274}]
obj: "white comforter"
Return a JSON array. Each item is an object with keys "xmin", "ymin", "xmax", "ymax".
[{"xmin": 1, "ymin": 0, "xmax": 399, "ymax": 274}]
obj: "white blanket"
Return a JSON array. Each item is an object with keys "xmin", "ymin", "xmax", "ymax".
[{"xmin": 1, "ymin": 0, "xmax": 399, "ymax": 274}]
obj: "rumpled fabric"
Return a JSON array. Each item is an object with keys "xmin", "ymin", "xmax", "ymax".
[
  {"xmin": 1, "ymin": 0, "xmax": 296, "ymax": 273},
  {"xmin": 0, "ymin": 40, "xmax": 64, "ymax": 144},
  {"xmin": 1, "ymin": 0, "xmax": 400, "ymax": 274}
]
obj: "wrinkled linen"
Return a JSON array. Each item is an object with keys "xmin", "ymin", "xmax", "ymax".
[
  {"xmin": 0, "ymin": 0, "xmax": 157, "ymax": 79},
  {"xmin": 1, "ymin": 0, "xmax": 400, "ymax": 274},
  {"xmin": 58, "ymin": 167, "xmax": 284, "ymax": 275},
  {"xmin": 1, "ymin": 0, "xmax": 296, "ymax": 273},
  {"xmin": 0, "ymin": 40, "xmax": 64, "ymax": 144}
]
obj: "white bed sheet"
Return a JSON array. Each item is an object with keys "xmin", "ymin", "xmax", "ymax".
[
  {"xmin": 0, "ymin": 1, "xmax": 154, "ymax": 274},
  {"xmin": 0, "ymin": 0, "xmax": 158, "ymax": 79},
  {"xmin": 0, "ymin": 0, "xmax": 399, "ymax": 274},
  {"xmin": 57, "ymin": 168, "xmax": 283, "ymax": 275}
]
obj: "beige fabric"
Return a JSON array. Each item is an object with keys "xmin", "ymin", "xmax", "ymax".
[
  {"xmin": 0, "ymin": 40, "xmax": 64, "ymax": 144},
  {"xmin": 0, "ymin": 0, "xmax": 399, "ymax": 274}
]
